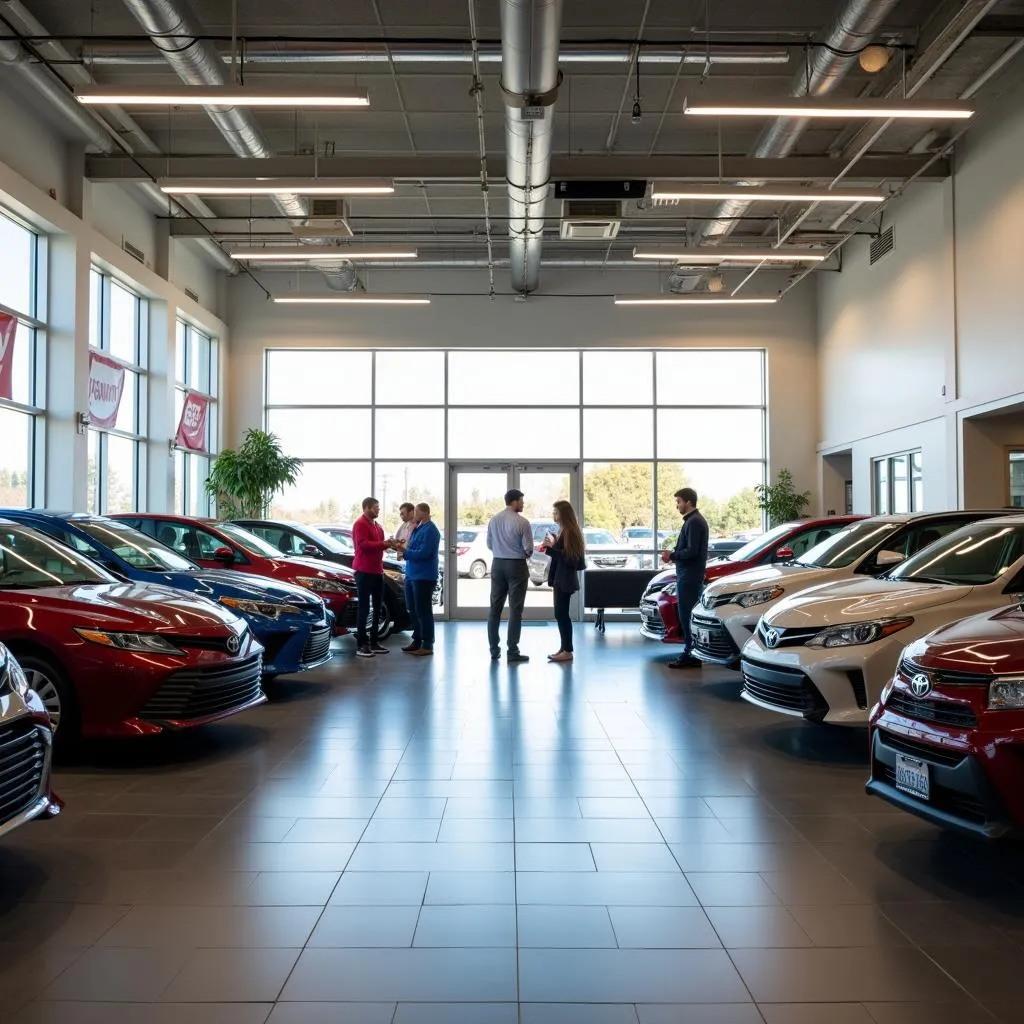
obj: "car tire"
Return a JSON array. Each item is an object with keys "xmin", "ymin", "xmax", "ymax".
[
  {"xmin": 531, "ymin": 579, "xmax": 544, "ymax": 588},
  {"xmin": 469, "ymin": 560, "xmax": 487, "ymax": 580},
  {"xmin": 16, "ymin": 652, "xmax": 80, "ymax": 755},
  {"xmin": 375, "ymin": 597, "xmax": 397, "ymax": 641}
]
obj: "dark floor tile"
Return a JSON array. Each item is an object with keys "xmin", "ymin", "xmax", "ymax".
[
  {"xmin": 41, "ymin": 947, "xmax": 191, "ymax": 1002},
  {"xmin": 517, "ymin": 906, "xmax": 618, "ymax": 948},
  {"xmin": 519, "ymin": 1004, "xmax": 639, "ymax": 1024},
  {"xmin": 636, "ymin": 1006, "xmax": 763, "ymax": 1024},
  {"xmin": 760, "ymin": 1004, "xmax": 875, "ymax": 1024},
  {"xmin": 923, "ymin": 945, "xmax": 1024, "ymax": 1002},
  {"xmin": 392, "ymin": 1004, "xmax": 516, "ymax": 1024},
  {"xmin": 790, "ymin": 906, "xmax": 910, "ymax": 947},
  {"xmin": 686, "ymin": 872, "xmax": 781, "ymax": 907},
  {"xmin": 160, "ymin": 947, "xmax": 301, "ymax": 1002},
  {"xmin": 864, "ymin": 1004, "xmax": 1003, "ymax": 1024},
  {"xmin": 266, "ymin": 1004, "xmax": 394, "ymax": 1024},
  {"xmin": 704, "ymin": 906, "xmax": 813, "ymax": 948},
  {"xmin": 11, "ymin": 1004, "xmax": 273, "ymax": 1024},
  {"xmin": 880, "ymin": 902, "xmax": 1014, "ymax": 948},
  {"xmin": 97, "ymin": 905, "xmax": 320, "ymax": 948},
  {"xmin": 0, "ymin": 902, "xmax": 130, "ymax": 948}
]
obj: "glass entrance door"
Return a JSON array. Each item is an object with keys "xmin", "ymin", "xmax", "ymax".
[{"xmin": 447, "ymin": 463, "xmax": 579, "ymax": 619}]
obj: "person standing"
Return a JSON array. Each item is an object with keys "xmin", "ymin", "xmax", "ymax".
[
  {"xmin": 662, "ymin": 487, "xmax": 709, "ymax": 669},
  {"xmin": 352, "ymin": 496, "xmax": 395, "ymax": 659},
  {"xmin": 486, "ymin": 488, "xmax": 533, "ymax": 663},
  {"xmin": 394, "ymin": 502, "xmax": 416, "ymax": 556},
  {"xmin": 541, "ymin": 500, "xmax": 587, "ymax": 663},
  {"xmin": 400, "ymin": 502, "xmax": 441, "ymax": 656}
]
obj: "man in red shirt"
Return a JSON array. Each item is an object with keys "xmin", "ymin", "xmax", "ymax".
[{"xmin": 352, "ymin": 496, "xmax": 395, "ymax": 658}]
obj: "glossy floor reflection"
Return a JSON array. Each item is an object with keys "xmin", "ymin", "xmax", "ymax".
[{"xmin": 2, "ymin": 622, "xmax": 1023, "ymax": 1023}]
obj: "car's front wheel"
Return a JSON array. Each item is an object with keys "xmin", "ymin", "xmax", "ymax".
[
  {"xmin": 469, "ymin": 560, "xmax": 488, "ymax": 580},
  {"xmin": 375, "ymin": 597, "xmax": 398, "ymax": 640},
  {"xmin": 17, "ymin": 652, "xmax": 79, "ymax": 754}
]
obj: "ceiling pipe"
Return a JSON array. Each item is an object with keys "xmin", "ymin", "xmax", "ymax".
[
  {"xmin": 500, "ymin": 0, "xmax": 563, "ymax": 295},
  {"xmin": 702, "ymin": 0, "xmax": 900, "ymax": 240}
]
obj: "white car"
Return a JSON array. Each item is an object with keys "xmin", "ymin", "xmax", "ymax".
[
  {"xmin": 455, "ymin": 526, "xmax": 492, "ymax": 579},
  {"xmin": 692, "ymin": 511, "xmax": 1004, "ymax": 666},
  {"xmin": 529, "ymin": 527, "xmax": 639, "ymax": 585},
  {"xmin": 739, "ymin": 515, "xmax": 1024, "ymax": 726}
]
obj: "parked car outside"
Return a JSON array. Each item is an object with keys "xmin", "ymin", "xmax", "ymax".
[
  {"xmin": 691, "ymin": 511, "xmax": 1006, "ymax": 667},
  {"xmin": 639, "ymin": 515, "xmax": 865, "ymax": 643},
  {"xmin": 707, "ymin": 538, "xmax": 747, "ymax": 558},
  {"xmin": 740, "ymin": 515, "xmax": 1024, "ymax": 727},
  {"xmin": 0, "ymin": 642, "xmax": 62, "ymax": 838},
  {"xmin": 529, "ymin": 526, "xmax": 639, "ymax": 586},
  {"xmin": 236, "ymin": 518, "xmax": 412, "ymax": 638},
  {"xmin": 0, "ymin": 510, "xmax": 334, "ymax": 677},
  {"xmin": 867, "ymin": 603, "xmax": 1024, "ymax": 839},
  {"xmin": 455, "ymin": 526, "xmax": 492, "ymax": 579},
  {"xmin": 0, "ymin": 520, "xmax": 266, "ymax": 748},
  {"xmin": 114, "ymin": 515, "xmax": 358, "ymax": 636}
]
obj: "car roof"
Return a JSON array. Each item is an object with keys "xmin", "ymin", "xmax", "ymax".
[{"xmin": 862, "ymin": 510, "xmax": 1017, "ymax": 525}]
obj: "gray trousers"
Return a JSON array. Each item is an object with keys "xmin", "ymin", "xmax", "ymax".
[{"xmin": 487, "ymin": 558, "xmax": 529, "ymax": 655}]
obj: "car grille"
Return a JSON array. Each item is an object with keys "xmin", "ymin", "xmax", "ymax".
[
  {"xmin": 301, "ymin": 626, "xmax": 332, "ymax": 665},
  {"xmin": 886, "ymin": 692, "xmax": 977, "ymax": 728},
  {"xmin": 175, "ymin": 628, "xmax": 250, "ymax": 654},
  {"xmin": 741, "ymin": 657, "xmax": 828, "ymax": 716},
  {"xmin": 640, "ymin": 601, "xmax": 666, "ymax": 636},
  {"xmin": 691, "ymin": 613, "xmax": 740, "ymax": 661},
  {"xmin": 140, "ymin": 654, "xmax": 263, "ymax": 722},
  {"xmin": 0, "ymin": 719, "xmax": 45, "ymax": 827},
  {"xmin": 901, "ymin": 658, "xmax": 991, "ymax": 686},
  {"xmin": 592, "ymin": 555, "xmax": 629, "ymax": 568},
  {"xmin": 757, "ymin": 621, "xmax": 820, "ymax": 648},
  {"xmin": 877, "ymin": 728, "xmax": 965, "ymax": 769},
  {"xmin": 873, "ymin": 761, "xmax": 986, "ymax": 824}
]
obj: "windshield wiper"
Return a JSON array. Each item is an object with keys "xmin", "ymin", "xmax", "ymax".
[{"xmin": 898, "ymin": 575, "xmax": 954, "ymax": 586}]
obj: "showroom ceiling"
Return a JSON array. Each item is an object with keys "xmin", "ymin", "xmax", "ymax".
[{"xmin": 3, "ymin": 0, "xmax": 1024, "ymax": 294}]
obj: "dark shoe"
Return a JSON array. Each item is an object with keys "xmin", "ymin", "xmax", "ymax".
[
  {"xmin": 490, "ymin": 651, "xmax": 501, "ymax": 662},
  {"xmin": 410, "ymin": 648, "xmax": 434, "ymax": 657},
  {"xmin": 507, "ymin": 652, "xmax": 530, "ymax": 664},
  {"xmin": 370, "ymin": 642, "xmax": 390, "ymax": 654},
  {"xmin": 356, "ymin": 645, "xmax": 375, "ymax": 659},
  {"xmin": 667, "ymin": 655, "xmax": 700, "ymax": 669},
  {"xmin": 402, "ymin": 643, "xmax": 421, "ymax": 653}
]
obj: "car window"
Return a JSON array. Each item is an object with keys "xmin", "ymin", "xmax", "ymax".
[
  {"xmin": 784, "ymin": 524, "xmax": 842, "ymax": 558},
  {"xmin": 215, "ymin": 521, "xmax": 284, "ymax": 557},
  {"xmin": 858, "ymin": 516, "xmax": 979, "ymax": 574},
  {"xmin": 799, "ymin": 521, "xmax": 900, "ymax": 569},
  {"xmin": 194, "ymin": 526, "xmax": 242, "ymax": 562},
  {"xmin": 0, "ymin": 525, "xmax": 114, "ymax": 588},
  {"xmin": 74, "ymin": 519, "xmax": 197, "ymax": 571},
  {"xmin": 891, "ymin": 522, "xmax": 1024, "ymax": 586},
  {"xmin": 726, "ymin": 523, "xmax": 796, "ymax": 562},
  {"xmin": 585, "ymin": 529, "xmax": 617, "ymax": 545},
  {"xmin": 457, "ymin": 530, "xmax": 479, "ymax": 543}
]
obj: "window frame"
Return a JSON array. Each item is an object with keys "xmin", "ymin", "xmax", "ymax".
[
  {"xmin": 173, "ymin": 317, "xmax": 220, "ymax": 516},
  {"xmin": 872, "ymin": 450, "xmax": 923, "ymax": 516}
]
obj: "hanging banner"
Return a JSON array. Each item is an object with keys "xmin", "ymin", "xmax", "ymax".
[
  {"xmin": 87, "ymin": 351, "xmax": 126, "ymax": 428},
  {"xmin": 175, "ymin": 390, "xmax": 210, "ymax": 452},
  {"xmin": 0, "ymin": 312, "xmax": 17, "ymax": 401}
]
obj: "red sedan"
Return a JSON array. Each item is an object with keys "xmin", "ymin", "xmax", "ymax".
[
  {"xmin": 0, "ymin": 520, "xmax": 266, "ymax": 749},
  {"xmin": 114, "ymin": 514, "xmax": 358, "ymax": 636},
  {"xmin": 640, "ymin": 516, "xmax": 865, "ymax": 644},
  {"xmin": 868, "ymin": 604, "xmax": 1024, "ymax": 839}
]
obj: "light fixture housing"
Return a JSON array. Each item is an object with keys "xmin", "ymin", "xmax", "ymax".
[
  {"xmin": 75, "ymin": 84, "xmax": 370, "ymax": 107},
  {"xmin": 682, "ymin": 98, "xmax": 973, "ymax": 120},
  {"xmin": 632, "ymin": 246, "xmax": 826, "ymax": 263},
  {"xmin": 159, "ymin": 178, "xmax": 394, "ymax": 196},
  {"xmin": 650, "ymin": 183, "xmax": 887, "ymax": 204},
  {"xmin": 613, "ymin": 295, "xmax": 778, "ymax": 306},
  {"xmin": 273, "ymin": 294, "xmax": 430, "ymax": 305},
  {"xmin": 230, "ymin": 246, "xmax": 418, "ymax": 261}
]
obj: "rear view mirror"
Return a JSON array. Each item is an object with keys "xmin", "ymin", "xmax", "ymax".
[
  {"xmin": 213, "ymin": 545, "xmax": 235, "ymax": 566},
  {"xmin": 875, "ymin": 549, "xmax": 905, "ymax": 569},
  {"xmin": 774, "ymin": 546, "xmax": 795, "ymax": 562}
]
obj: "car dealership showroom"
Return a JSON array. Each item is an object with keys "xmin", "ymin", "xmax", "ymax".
[{"xmin": 3, "ymin": 0, "xmax": 1024, "ymax": 1020}]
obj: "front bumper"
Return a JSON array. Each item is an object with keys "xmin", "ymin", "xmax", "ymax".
[
  {"xmin": 639, "ymin": 597, "xmax": 669, "ymax": 641},
  {"xmin": 323, "ymin": 593, "xmax": 358, "ymax": 636},
  {"xmin": 691, "ymin": 610, "xmax": 744, "ymax": 666},
  {"xmin": 0, "ymin": 709, "xmax": 61, "ymax": 840},
  {"xmin": 257, "ymin": 619, "xmax": 334, "ymax": 677}
]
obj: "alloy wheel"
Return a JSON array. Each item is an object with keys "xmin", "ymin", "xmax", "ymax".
[{"xmin": 24, "ymin": 668, "xmax": 61, "ymax": 732}]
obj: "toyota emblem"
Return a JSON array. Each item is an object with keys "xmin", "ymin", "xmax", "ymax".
[
  {"xmin": 910, "ymin": 672, "xmax": 932, "ymax": 697},
  {"xmin": 227, "ymin": 634, "xmax": 241, "ymax": 655},
  {"xmin": 765, "ymin": 628, "xmax": 780, "ymax": 649}
]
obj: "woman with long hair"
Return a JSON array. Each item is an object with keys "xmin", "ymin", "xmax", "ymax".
[{"xmin": 541, "ymin": 499, "xmax": 587, "ymax": 662}]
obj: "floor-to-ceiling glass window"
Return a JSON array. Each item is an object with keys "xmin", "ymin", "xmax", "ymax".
[{"xmin": 173, "ymin": 318, "xmax": 219, "ymax": 515}]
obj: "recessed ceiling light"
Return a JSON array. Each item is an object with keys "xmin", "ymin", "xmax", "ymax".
[
  {"xmin": 632, "ymin": 247, "xmax": 826, "ymax": 263},
  {"xmin": 650, "ymin": 183, "xmax": 886, "ymax": 204},
  {"xmin": 159, "ymin": 178, "xmax": 394, "ymax": 196},
  {"xmin": 75, "ymin": 85, "xmax": 370, "ymax": 107},
  {"xmin": 683, "ymin": 98, "xmax": 973, "ymax": 120}
]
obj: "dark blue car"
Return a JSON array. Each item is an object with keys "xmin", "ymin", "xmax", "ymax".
[{"xmin": 0, "ymin": 510, "xmax": 334, "ymax": 679}]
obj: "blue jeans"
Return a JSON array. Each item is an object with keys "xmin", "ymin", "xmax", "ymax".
[{"xmin": 406, "ymin": 577, "xmax": 436, "ymax": 649}]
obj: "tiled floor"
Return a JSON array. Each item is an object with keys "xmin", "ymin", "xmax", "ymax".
[{"xmin": 1, "ymin": 622, "xmax": 1023, "ymax": 1023}]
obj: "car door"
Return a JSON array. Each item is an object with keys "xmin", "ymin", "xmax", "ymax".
[{"xmin": 190, "ymin": 525, "xmax": 249, "ymax": 568}]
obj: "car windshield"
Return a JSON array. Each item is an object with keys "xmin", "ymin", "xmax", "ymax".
[
  {"xmin": 297, "ymin": 524, "xmax": 349, "ymax": 555},
  {"xmin": 727, "ymin": 523, "xmax": 795, "ymax": 562},
  {"xmin": 75, "ymin": 519, "xmax": 197, "ymax": 571},
  {"xmin": 890, "ymin": 522, "xmax": 1024, "ymax": 586},
  {"xmin": 457, "ymin": 530, "xmax": 480, "ymax": 543},
  {"xmin": 624, "ymin": 529, "xmax": 651, "ymax": 539},
  {"xmin": 798, "ymin": 521, "xmax": 900, "ymax": 569},
  {"xmin": 319, "ymin": 528, "xmax": 354, "ymax": 552},
  {"xmin": 0, "ymin": 524, "xmax": 114, "ymax": 589},
  {"xmin": 214, "ymin": 521, "xmax": 287, "ymax": 557}
]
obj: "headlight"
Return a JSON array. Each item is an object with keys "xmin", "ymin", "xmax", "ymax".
[
  {"xmin": 988, "ymin": 677, "xmax": 1024, "ymax": 710},
  {"xmin": 219, "ymin": 596, "xmax": 302, "ymax": 620},
  {"xmin": 294, "ymin": 576, "xmax": 355, "ymax": 594},
  {"xmin": 805, "ymin": 617, "xmax": 914, "ymax": 649},
  {"xmin": 74, "ymin": 628, "xmax": 184, "ymax": 655},
  {"xmin": 663, "ymin": 582, "xmax": 677, "ymax": 597},
  {"xmin": 734, "ymin": 586, "xmax": 784, "ymax": 609},
  {"xmin": 384, "ymin": 569, "xmax": 404, "ymax": 583},
  {"xmin": 0, "ymin": 645, "xmax": 30, "ymax": 698}
]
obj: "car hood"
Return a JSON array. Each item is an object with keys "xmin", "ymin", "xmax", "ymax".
[
  {"xmin": 706, "ymin": 557, "xmax": 756, "ymax": 581},
  {"xmin": 279, "ymin": 556, "xmax": 355, "ymax": 580},
  {"xmin": 704, "ymin": 563, "xmax": 835, "ymax": 597},
  {"xmin": 161, "ymin": 569, "xmax": 325, "ymax": 608},
  {"xmin": 905, "ymin": 604, "xmax": 1024, "ymax": 676},
  {"xmin": 763, "ymin": 577, "xmax": 972, "ymax": 628}
]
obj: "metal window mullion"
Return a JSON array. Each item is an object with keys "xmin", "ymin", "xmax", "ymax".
[{"xmin": 652, "ymin": 349, "xmax": 659, "ymax": 538}]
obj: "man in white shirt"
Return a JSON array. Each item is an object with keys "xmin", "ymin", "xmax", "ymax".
[
  {"xmin": 394, "ymin": 503, "xmax": 416, "ymax": 558},
  {"xmin": 485, "ymin": 489, "xmax": 533, "ymax": 664}
]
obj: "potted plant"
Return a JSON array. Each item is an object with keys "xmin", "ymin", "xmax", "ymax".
[
  {"xmin": 205, "ymin": 428, "xmax": 302, "ymax": 519},
  {"xmin": 755, "ymin": 468, "xmax": 810, "ymax": 527}
]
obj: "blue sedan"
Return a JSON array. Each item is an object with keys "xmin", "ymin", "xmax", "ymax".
[{"xmin": 0, "ymin": 510, "xmax": 334, "ymax": 678}]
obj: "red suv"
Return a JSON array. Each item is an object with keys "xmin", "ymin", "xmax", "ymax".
[
  {"xmin": 115, "ymin": 515, "xmax": 358, "ymax": 636},
  {"xmin": 640, "ymin": 515, "xmax": 865, "ymax": 643},
  {"xmin": 868, "ymin": 603, "xmax": 1024, "ymax": 839}
]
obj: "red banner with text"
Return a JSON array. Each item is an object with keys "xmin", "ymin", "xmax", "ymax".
[
  {"xmin": 87, "ymin": 352, "xmax": 127, "ymax": 428},
  {"xmin": 0, "ymin": 313, "xmax": 17, "ymax": 401},
  {"xmin": 175, "ymin": 390, "xmax": 210, "ymax": 452}
]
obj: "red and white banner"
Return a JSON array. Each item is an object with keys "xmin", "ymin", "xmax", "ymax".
[
  {"xmin": 0, "ymin": 312, "xmax": 17, "ymax": 401},
  {"xmin": 175, "ymin": 390, "xmax": 210, "ymax": 451},
  {"xmin": 87, "ymin": 351, "xmax": 126, "ymax": 428}
]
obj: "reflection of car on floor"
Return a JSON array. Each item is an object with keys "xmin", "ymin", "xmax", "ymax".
[
  {"xmin": 0, "ymin": 642, "xmax": 62, "ymax": 838},
  {"xmin": 0, "ymin": 520, "xmax": 266, "ymax": 749},
  {"xmin": 639, "ymin": 515, "xmax": 864, "ymax": 643},
  {"xmin": 867, "ymin": 603, "xmax": 1024, "ymax": 839},
  {"xmin": 741, "ymin": 515, "xmax": 1024, "ymax": 727},
  {"xmin": 529, "ymin": 527, "xmax": 639, "ymax": 586}
]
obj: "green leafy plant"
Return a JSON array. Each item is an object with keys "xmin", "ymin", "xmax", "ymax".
[
  {"xmin": 755, "ymin": 468, "xmax": 810, "ymax": 527},
  {"xmin": 205, "ymin": 428, "xmax": 302, "ymax": 519}
]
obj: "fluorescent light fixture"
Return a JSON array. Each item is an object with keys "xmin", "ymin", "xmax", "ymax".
[
  {"xmin": 273, "ymin": 294, "xmax": 430, "ymax": 305},
  {"xmin": 230, "ymin": 246, "xmax": 417, "ymax": 261},
  {"xmin": 683, "ymin": 98, "xmax": 973, "ymax": 120},
  {"xmin": 650, "ymin": 183, "xmax": 886, "ymax": 203},
  {"xmin": 75, "ymin": 85, "xmax": 369, "ymax": 107},
  {"xmin": 614, "ymin": 295, "xmax": 778, "ymax": 306},
  {"xmin": 632, "ymin": 246, "xmax": 826, "ymax": 263},
  {"xmin": 159, "ymin": 178, "xmax": 394, "ymax": 196}
]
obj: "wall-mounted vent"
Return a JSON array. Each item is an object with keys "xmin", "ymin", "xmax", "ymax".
[
  {"xmin": 869, "ymin": 225, "xmax": 894, "ymax": 265},
  {"xmin": 559, "ymin": 200, "xmax": 622, "ymax": 240},
  {"xmin": 122, "ymin": 238, "xmax": 146, "ymax": 265},
  {"xmin": 184, "ymin": 287, "xmax": 199, "ymax": 304}
]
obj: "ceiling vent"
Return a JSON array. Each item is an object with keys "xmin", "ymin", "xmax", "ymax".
[
  {"xmin": 292, "ymin": 198, "xmax": 353, "ymax": 238},
  {"xmin": 122, "ymin": 238, "xmax": 146, "ymax": 265},
  {"xmin": 869, "ymin": 225, "xmax": 895, "ymax": 265},
  {"xmin": 559, "ymin": 200, "xmax": 622, "ymax": 240}
]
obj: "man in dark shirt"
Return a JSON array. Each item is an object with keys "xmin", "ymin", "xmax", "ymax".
[{"xmin": 661, "ymin": 487, "xmax": 709, "ymax": 669}]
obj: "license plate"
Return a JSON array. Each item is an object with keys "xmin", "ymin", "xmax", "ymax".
[
  {"xmin": 895, "ymin": 755, "xmax": 930, "ymax": 801},
  {"xmin": 694, "ymin": 626, "xmax": 710, "ymax": 647}
]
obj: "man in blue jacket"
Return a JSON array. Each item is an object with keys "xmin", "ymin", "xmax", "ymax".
[
  {"xmin": 398, "ymin": 502, "xmax": 441, "ymax": 656},
  {"xmin": 661, "ymin": 487, "xmax": 709, "ymax": 669}
]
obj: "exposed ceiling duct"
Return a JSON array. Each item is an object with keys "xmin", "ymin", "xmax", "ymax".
[
  {"xmin": 702, "ymin": 0, "xmax": 900, "ymax": 240},
  {"xmin": 500, "ymin": 0, "xmax": 564, "ymax": 294}
]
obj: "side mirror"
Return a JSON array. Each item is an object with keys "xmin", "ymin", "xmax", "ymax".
[
  {"xmin": 875, "ymin": 549, "xmax": 905, "ymax": 569},
  {"xmin": 774, "ymin": 546, "xmax": 795, "ymax": 562},
  {"xmin": 213, "ymin": 545, "xmax": 235, "ymax": 566},
  {"xmin": 302, "ymin": 543, "xmax": 322, "ymax": 557}
]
